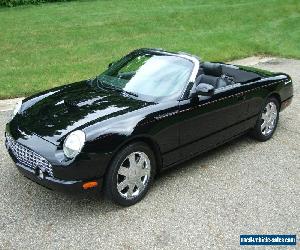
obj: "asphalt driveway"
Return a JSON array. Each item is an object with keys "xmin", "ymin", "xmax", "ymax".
[{"xmin": 0, "ymin": 58, "xmax": 299, "ymax": 249}]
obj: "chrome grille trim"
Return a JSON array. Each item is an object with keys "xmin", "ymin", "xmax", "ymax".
[{"xmin": 6, "ymin": 135, "xmax": 53, "ymax": 177}]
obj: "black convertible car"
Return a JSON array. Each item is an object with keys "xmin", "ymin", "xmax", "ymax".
[{"xmin": 5, "ymin": 48, "xmax": 293, "ymax": 206}]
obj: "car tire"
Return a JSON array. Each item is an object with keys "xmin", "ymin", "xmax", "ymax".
[
  {"xmin": 104, "ymin": 142, "xmax": 156, "ymax": 206},
  {"xmin": 250, "ymin": 97, "xmax": 280, "ymax": 141}
]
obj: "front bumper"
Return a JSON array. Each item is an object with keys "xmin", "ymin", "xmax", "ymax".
[
  {"xmin": 5, "ymin": 132, "xmax": 103, "ymax": 193},
  {"xmin": 16, "ymin": 162, "xmax": 95, "ymax": 193},
  {"xmin": 11, "ymin": 157, "xmax": 103, "ymax": 193}
]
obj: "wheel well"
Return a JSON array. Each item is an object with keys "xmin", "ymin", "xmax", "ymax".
[
  {"xmin": 268, "ymin": 93, "xmax": 281, "ymax": 110},
  {"xmin": 110, "ymin": 136, "xmax": 163, "ymax": 173}
]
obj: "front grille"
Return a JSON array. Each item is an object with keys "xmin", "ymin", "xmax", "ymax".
[{"xmin": 6, "ymin": 135, "xmax": 53, "ymax": 177}]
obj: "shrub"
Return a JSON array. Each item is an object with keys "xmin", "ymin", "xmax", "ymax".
[{"xmin": 0, "ymin": 0, "xmax": 74, "ymax": 7}]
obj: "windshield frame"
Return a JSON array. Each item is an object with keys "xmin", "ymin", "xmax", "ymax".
[{"xmin": 97, "ymin": 49, "xmax": 200, "ymax": 102}]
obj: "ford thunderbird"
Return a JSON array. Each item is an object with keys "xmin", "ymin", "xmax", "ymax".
[{"xmin": 5, "ymin": 48, "xmax": 293, "ymax": 206}]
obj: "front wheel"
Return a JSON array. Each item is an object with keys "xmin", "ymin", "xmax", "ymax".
[
  {"xmin": 104, "ymin": 142, "xmax": 156, "ymax": 206},
  {"xmin": 250, "ymin": 97, "xmax": 280, "ymax": 141}
]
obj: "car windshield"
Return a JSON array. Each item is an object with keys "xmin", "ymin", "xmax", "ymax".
[{"xmin": 97, "ymin": 52, "xmax": 194, "ymax": 100}]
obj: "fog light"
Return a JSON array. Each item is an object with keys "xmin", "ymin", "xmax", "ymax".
[{"xmin": 82, "ymin": 181, "xmax": 98, "ymax": 190}]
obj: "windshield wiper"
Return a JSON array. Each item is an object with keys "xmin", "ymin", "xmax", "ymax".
[
  {"xmin": 109, "ymin": 85, "xmax": 139, "ymax": 97},
  {"xmin": 96, "ymin": 77, "xmax": 138, "ymax": 97},
  {"xmin": 120, "ymin": 89, "xmax": 139, "ymax": 97}
]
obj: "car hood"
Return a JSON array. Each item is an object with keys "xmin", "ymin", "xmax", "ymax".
[{"xmin": 14, "ymin": 81, "xmax": 150, "ymax": 145}]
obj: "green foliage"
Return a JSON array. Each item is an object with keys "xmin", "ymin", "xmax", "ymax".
[
  {"xmin": 0, "ymin": 0, "xmax": 72, "ymax": 7},
  {"xmin": 0, "ymin": 0, "xmax": 299, "ymax": 98}
]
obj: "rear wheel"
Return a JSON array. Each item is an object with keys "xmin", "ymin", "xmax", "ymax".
[
  {"xmin": 250, "ymin": 97, "xmax": 279, "ymax": 141},
  {"xmin": 105, "ymin": 142, "xmax": 156, "ymax": 206}
]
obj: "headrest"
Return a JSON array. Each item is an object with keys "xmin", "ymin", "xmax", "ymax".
[{"xmin": 202, "ymin": 62, "xmax": 222, "ymax": 77}]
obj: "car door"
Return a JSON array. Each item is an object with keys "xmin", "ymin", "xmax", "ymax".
[{"xmin": 177, "ymin": 84, "xmax": 249, "ymax": 160}]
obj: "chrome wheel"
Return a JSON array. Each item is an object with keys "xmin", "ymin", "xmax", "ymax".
[
  {"xmin": 261, "ymin": 101, "xmax": 278, "ymax": 136},
  {"xmin": 117, "ymin": 151, "xmax": 151, "ymax": 199}
]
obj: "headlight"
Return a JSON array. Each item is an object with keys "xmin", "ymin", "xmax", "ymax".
[
  {"xmin": 13, "ymin": 101, "xmax": 22, "ymax": 117},
  {"xmin": 63, "ymin": 130, "xmax": 86, "ymax": 158}
]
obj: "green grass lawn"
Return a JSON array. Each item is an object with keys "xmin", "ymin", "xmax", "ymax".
[{"xmin": 0, "ymin": 0, "xmax": 300, "ymax": 99}]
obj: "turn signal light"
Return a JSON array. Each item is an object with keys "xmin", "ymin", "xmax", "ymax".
[{"xmin": 82, "ymin": 181, "xmax": 98, "ymax": 190}]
